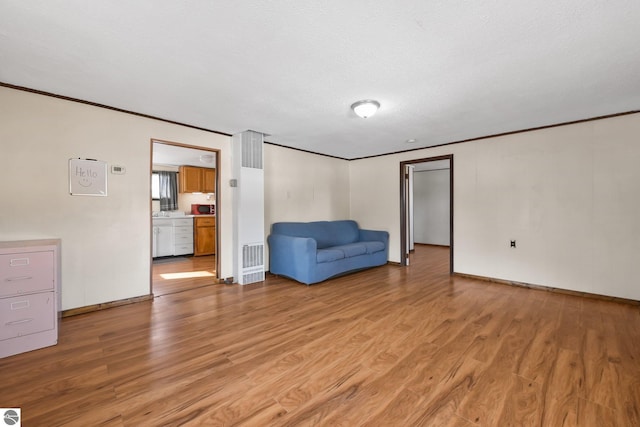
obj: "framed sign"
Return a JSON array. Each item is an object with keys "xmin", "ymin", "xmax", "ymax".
[{"xmin": 69, "ymin": 158, "xmax": 108, "ymax": 196}]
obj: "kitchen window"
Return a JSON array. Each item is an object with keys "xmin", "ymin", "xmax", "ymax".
[{"xmin": 151, "ymin": 172, "xmax": 160, "ymax": 200}]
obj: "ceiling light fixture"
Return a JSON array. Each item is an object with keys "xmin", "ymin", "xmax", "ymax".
[{"xmin": 351, "ymin": 100, "xmax": 380, "ymax": 119}]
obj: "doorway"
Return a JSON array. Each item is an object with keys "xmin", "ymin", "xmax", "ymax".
[
  {"xmin": 400, "ymin": 155, "xmax": 453, "ymax": 273},
  {"xmin": 150, "ymin": 140, "xmax": 220, "ymax": 296}
]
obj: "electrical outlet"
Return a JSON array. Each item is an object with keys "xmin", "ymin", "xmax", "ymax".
[{"xmin": 510, "ymin": 240, "xmax": 516, "ymax": 248}]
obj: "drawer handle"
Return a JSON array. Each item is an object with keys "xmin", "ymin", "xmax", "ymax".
[
  {"xmin": 10, "ymin": 257, "xmax": 30, "ymax": 267},
  {"xmin": 5, "ymin": 276, "xmax": 33, "ymax": 282},
  {"xmin": 6, "ymin": 318, "xmax": 34, "ymax": 326},
  {"xmin": 11, "ymin": 300, "xmax": 30, "ymax": 310}
]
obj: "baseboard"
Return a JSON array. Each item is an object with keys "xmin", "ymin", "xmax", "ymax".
[
  {"xmin": 454, "ymin": 273, "xmax": 640, "ymax": 306},
  {"xmin": 413, "ymin": 243, "xmax": 450, "ymax": 248},
  {"xmin": 61, "ymin": 294, "xmax": 154, "ymax": 317}
]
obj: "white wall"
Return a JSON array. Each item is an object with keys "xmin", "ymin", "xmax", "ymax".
[
  {"xmin": 350, "ymin": 113, "xmax": 640, "ymax": 300},
  {"xmin": 264, "ymin": 145, "xmax": 350, "ymax": 224},
  {"xmin": 4, "ymin": 85, "xmax": 638, "ymax": 306},
  {"xmin": 413, "ymin": 169, "xmax": 450, "ymax": 246},
  {"xmin": 0, "ymin": 87, "xmax": 233, "ymax": 310},
  {"xmin": 264, "ymin": 144, "xmax": 350, "ymax": 268},
  {"xmin": 349, "ymin": 155, "xmax": 400, "ymax": 255}
]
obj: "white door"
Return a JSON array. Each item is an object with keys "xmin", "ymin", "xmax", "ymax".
[{"xmin": 408, "ymin": 164, "xmax": 415, "ymax": 252}]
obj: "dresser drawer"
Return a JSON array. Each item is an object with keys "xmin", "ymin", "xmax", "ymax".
[
  {"xmin": 0, "ymin": 251, "xmax": 54, "ymax": 297},
  {"xmin": 0, "ymin": 292, "xmax": 55, "ymax": 341}
]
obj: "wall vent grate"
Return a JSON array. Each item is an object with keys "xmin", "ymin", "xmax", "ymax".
[
  {"xmin": 241, "ymin": 133, "xmax": 263, "ymax": 169},
  {"xmin": 243, "ymin": 243, "xmax": 264, "ymax": 268},
  {"xmin": 242, "ymin": 271, "xmax": 265, "ymax": 284}
]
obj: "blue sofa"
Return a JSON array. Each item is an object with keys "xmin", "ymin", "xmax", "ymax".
[{"xmin": 267, "ymin": 220, "xmax": 389, "ymax": 285}]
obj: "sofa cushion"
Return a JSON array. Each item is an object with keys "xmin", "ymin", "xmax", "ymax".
[
  {"xmin": 317, "ymin": 248, "xmax": 346, "ymax": 263},
  {"xmin": 334, "ymin": 243, "xmax": 367, "ymax": 258},
  {"xmin": 362, "ymin": 241, "xmax": 385, "ymax": 254},
  {"xmin": 271, "ymin": 220, "xmax": 359, "ymax": 249}
]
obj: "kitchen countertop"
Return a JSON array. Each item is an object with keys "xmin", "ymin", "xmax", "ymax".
[{"xmin": 152, "ymin": 214, "xmax": 215, "ymax": 219}]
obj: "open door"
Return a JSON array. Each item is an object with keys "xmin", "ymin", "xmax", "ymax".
[
  {"xmin": 400, "ymin": 155, "xmax": 453, "ymax": 273},
  {"xmin": 150, "ymin": 140, "xmax": 221, "ymax": 296},
  {"xmin": 403, "ymin": 164, "xmax": 415, "ymax": 264}
]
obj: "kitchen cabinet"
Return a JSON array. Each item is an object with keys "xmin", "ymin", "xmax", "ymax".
[
  {"xmin": 153, "ymin": 217, "xmax": 194, "ymax": 257},
  {"xmin": 194, "ymin": 216, "xmax": 216, "ymax": 256},
  {"xmin": 179, "ymin": 166, "xmax": 215, "ymax": 193},
  {"xmin": 201, "ymin": 168, "xmax": 216, "ymax": 193},
  {"xmin": 0, "ymin": 239, "xmax": 60, "ymax": 358},
  {"xmin": 152, "ymin": 218, "xmax": 173, "ymax": 257},
  {"xmin": 173, "ymin": 218, "xmax": 194, "ymax": 256}
]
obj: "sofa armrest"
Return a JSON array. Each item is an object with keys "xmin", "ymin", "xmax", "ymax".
[
  {"xmin": 268, "ymin": 234, "xmax": 317, "ymax": 255},
  {"xmin": 267, "ymin": 234, "xmax": 318, "ymax": 282},
  {"xmin": 359, "ymin": 229, "xmax": 389, "ymax": 246}
]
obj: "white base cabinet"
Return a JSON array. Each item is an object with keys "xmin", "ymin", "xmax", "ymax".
[
  {"xmin": 0, "ymin": 239, "xmax": 61, "ymax": 358},
  {"xmin": 153, "ymin": 219, "xmax": 174, "ymax": 257},
  {"xmin": 153, "ymin": 217, "xmax": 194, "ymax": 257}
]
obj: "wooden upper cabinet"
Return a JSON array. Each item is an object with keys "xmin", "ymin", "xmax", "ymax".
[
  {"xmin": 202, "ymin": 168, "xmax": 216, "ymax": 193},
  {"xmin": 179, "ymin": 166, "xmax": 201, "ymax": 193},
  {"xmin": 179, "ymin": 166, "xmax": 216, "ymax": 193}
]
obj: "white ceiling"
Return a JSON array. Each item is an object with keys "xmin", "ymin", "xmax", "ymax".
[{"xmin": 2, "ymin": 1, "xmax": 639, "ymax": 159}]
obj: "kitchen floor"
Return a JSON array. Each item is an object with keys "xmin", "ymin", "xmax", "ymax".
[{"xmin": 152, "ymin": 255, "xmax": 217, "ymax": 296}]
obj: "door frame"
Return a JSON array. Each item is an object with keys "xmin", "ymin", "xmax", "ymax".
[
  {"xmin": 399, "ymin": 154, "xmax": 454, "ymax": 272},
  {"xmin": 150, "ymin": 139, "xmax": 221, "ymax": 292}
]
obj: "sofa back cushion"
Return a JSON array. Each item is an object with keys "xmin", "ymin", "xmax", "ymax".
[{"xmin": 271, "ymin": 220, "xmax": 360, "ymax": 249}]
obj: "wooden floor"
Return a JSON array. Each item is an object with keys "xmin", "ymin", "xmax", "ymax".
[
  {"xmin": 152, "ymin": 255, "xmax": 217, "ymax": 296},
  {"xmin": 2, "ymin": 246, "xmax": 639, "ymax": 426}
]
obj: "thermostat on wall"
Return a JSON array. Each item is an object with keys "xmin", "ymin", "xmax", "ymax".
[{"xmin": 111, "ymin": 165, "xmax": 126, "ymax": 174}]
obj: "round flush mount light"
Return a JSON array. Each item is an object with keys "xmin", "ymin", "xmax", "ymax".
[
  {"xmin": 406, "ymin": 139, "xmax": 417, "ymax": 144},
  {"xmin": 351, "ymin": 100, "xmax": 380, "ymax": 118}
]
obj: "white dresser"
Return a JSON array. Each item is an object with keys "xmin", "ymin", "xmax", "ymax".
[{"xmin": 0, "ymin": 239, "xmax": 61, "ymax": 358}]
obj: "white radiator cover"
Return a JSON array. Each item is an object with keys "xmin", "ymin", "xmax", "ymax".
[{"xmin": 232, "ymin": 130, "xmax": 265, "ymax": 285}]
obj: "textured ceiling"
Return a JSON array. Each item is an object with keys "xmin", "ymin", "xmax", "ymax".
[{"xmin": 2, "ymin": 1, "xmax": 639, "ymax": 159}]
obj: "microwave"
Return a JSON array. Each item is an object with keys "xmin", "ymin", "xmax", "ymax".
[{"xmin": 191, "ymin": 204, "xmax": 215, "ymax": 215}]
